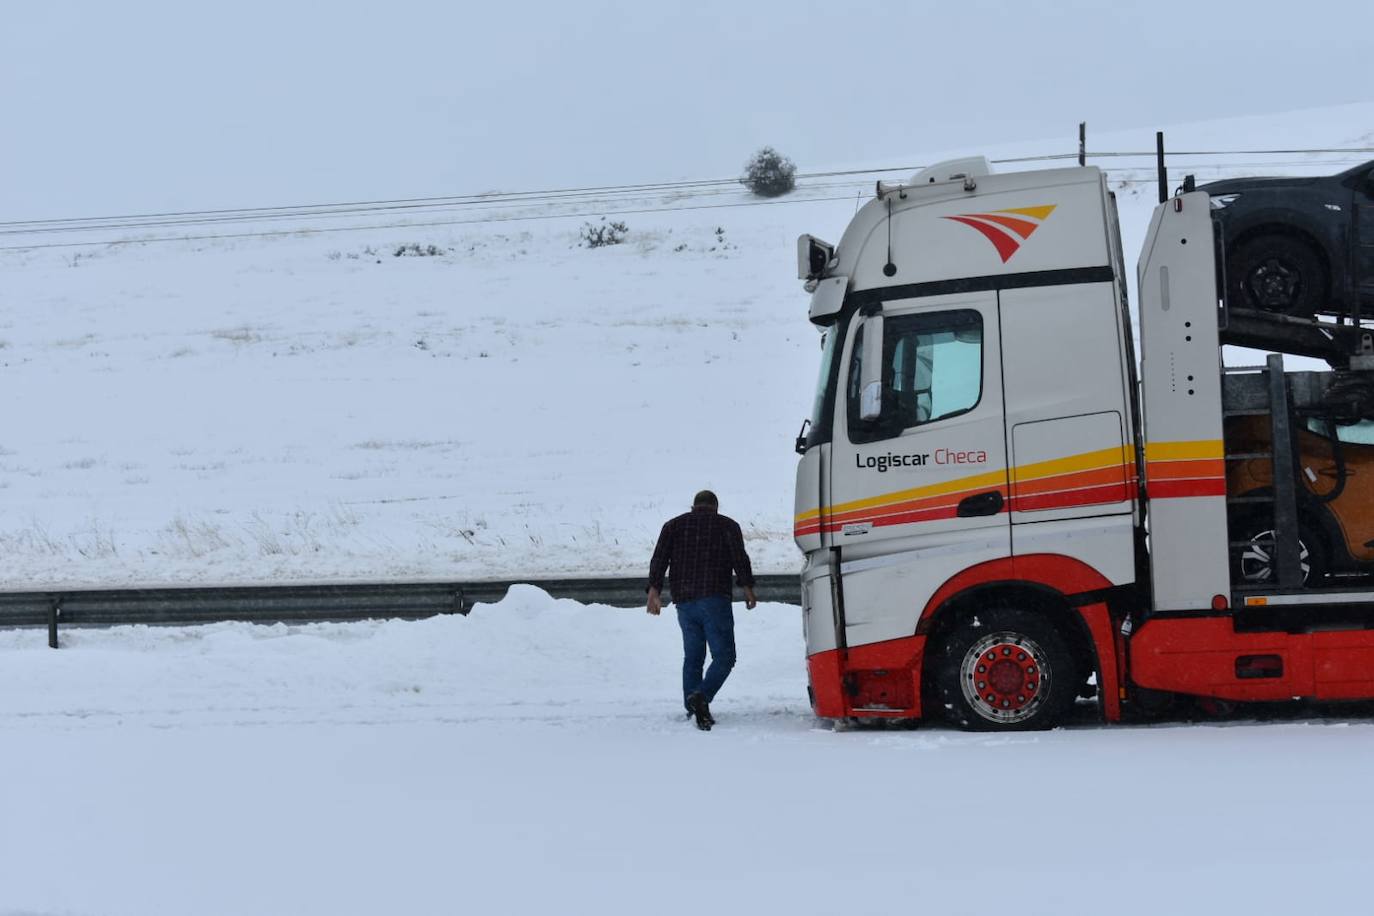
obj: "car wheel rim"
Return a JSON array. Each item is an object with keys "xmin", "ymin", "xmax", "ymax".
[
  {"xmin": 1239, "ymin": 529, "xmax": 1310, "ymax": 585},
  {"xmin": 959, "ymin": 632, "xmax": 1051, "ymax": 725},
  {"xmin": 1247, "ymin": 258, "xmax": 1301, "ymax": 311}
]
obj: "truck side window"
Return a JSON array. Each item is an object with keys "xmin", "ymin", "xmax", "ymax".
[{"xmin": 848, "ymin": 309, "xmax": 983, "ymax": 443}]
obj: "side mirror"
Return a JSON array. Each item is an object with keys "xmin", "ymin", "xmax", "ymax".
[
  {"xmin": 798, "ymin": 235, "xmax": 836, "ymax": 279},
  {"xmin": 858, "ymin": 313, "xmax": 884, "ymax": 421}
]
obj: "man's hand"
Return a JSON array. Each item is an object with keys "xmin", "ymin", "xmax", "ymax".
[
  {"xmin": 646, "ymin": 588, "xmax": 662, "ymax": 616},
  {"xmin": 744, "ymin": 586, "xmax": 757, "ymax": 610}
]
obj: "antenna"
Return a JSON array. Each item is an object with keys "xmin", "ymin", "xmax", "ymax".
[
  {"xmin": 883, "ymin": 197, "xmax": 897, "ymax": 277},
  {"xmin": 1156, "ymin": 131, "xmax": 1168, "ymax": 204}
]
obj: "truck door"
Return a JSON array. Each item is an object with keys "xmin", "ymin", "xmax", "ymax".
[
  {"xmin": 1000, "ymin": 281, "xmax": 1136, "ymax": 581},
  {"xmin": 828, "ymin": 292, "xmax": 1010, "ymax": 648}
]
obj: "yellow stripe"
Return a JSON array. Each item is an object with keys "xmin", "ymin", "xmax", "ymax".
[
  {"xmin": 799, "ymin": 441, "xmax": 1218, "ymax": 526},
  {"xmin": 997, "ymin": 205, "xmax": 1056, "ymax": 221},
  {"xmin": 1145, "ymin": 440, "xmax": 1223, "ymax": 461},
  {"xmin": 796, "ymin": 444, "xmax": 1136, "ymax": 524},
  {"xmin": 795, "ymin": 466, "xmax": 1009, "ymax": 523},
  {"xmin": 1009, "ymin": 444, "xmax": 1133, "ymax": 484}
]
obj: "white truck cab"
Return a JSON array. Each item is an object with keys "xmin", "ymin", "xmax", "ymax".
[{"xmin": 795, "ymin": 160, "xmax": 1374, "ymax": 729}]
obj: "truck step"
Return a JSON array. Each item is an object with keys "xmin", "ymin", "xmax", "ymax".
[
  {"xmin": 1223, "ymin": 409, "xmax": 1272, "ymax": 417},
  {"xmin": 1224, "ymin": 452, "xmax": 1272, "ymax": 460},
  {"xmin": 1227, "ymin": 496, "xmax": 1274, "ymax": 504}
]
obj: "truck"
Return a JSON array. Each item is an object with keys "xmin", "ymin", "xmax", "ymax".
[{"xmin": 792, "ymin": 156, "xmax": 1374, "ymax": 729}]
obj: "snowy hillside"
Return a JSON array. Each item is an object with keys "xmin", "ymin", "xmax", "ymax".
[{"xmin": 2, "ymin": 102, "xmax": 1372, "ymax": 589}]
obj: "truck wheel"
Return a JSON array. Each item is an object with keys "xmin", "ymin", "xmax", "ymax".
[
  {"xmin": 932, "ymin": 608, "xmax": 1078, "ymax": 731},
  {"xmin": 1227, "ymin": 234, "xmax": 1326, "ymax": 318}
]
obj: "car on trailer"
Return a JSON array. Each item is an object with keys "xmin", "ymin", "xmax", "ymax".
[
  {"xmin": 1205, "ymin": 159, "xmax": 1374, "ymax": 318},
  {"xmin": 1226, "ymin": 409, "xmax": 1374, "ymax": 587}
]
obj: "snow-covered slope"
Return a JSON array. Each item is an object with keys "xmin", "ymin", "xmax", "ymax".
[{"xmin": 2, "ymin": 103, "xmax": 1372, "ymax": 588}]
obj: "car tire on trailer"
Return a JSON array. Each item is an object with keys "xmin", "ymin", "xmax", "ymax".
[
  {"xmin": 1226, "ymin": 234, "xmax": 1326, "ymax": 318},
  {"xmin": 932, "ymin": 607, "xmax": 1078, "ymax": 731},
  {"xmin": 1233, "ymin": 517, "xmax": 1328, "ymax": 587}
]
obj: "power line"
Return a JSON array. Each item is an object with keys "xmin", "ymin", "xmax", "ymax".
[
  {"xmin": 3, "ymin": 145, "xmax": 1369, "ymax": 252},
  {"xmin": 0, "ymin": 177, "xmax": 742, "ymax": 228},
  {"xmin": 0, "ymin": 193, "xmax": 868, "ymax": 252},
  {"xmin": 0, "ymin": 181, "xmax": 872, "ymax": 241},
  {"xmin": 9, "ymin": 145, "xmax": 1369, "ymax": 234},
  {"xmin": 0, "ymin": 168, "xmax": 912, "ymax": 231},
  {"xmin": 0, "ymin": 175, "xmax": 898, "ymax": 239},
  {"xmin": 1084, "ymin": 147, "xmax": 1374, "ymax": 157}
]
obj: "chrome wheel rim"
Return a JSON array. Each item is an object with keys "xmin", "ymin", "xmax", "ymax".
[
  {"xmin": 959, "ymin": 632, "xmax": 1051, "ymax": 725},
  {"xmin": 1239, "ymin": 529, "xmax": 1310, "ymax": 585}
]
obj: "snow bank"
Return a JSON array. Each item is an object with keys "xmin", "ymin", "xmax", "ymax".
[
  {"xmin": 0, "ymin": 585, "xmax": 806, "ymax": 730},
  {"xmin": 2, "ymin": 594, "xmax": 1372, "ymax": 914}
]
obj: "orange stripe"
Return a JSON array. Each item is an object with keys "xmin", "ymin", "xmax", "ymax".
[
  {"xmin": 826, "ymin": 460, "xmax": 1131, "ymax": 526},
  {"xmin": 823, "ymin": 488, "xmax": 973, "ymax": 528},
  {"xmin": 796, "ymin": 472, "xmax": 1139, "ymax": 536},
  {"xmin": 1147, "ymin": 458, "xmax": 1224, "ymax": 481},
  {"xmin": 969, "ymin": 213, "xmax": 1040, "ymax": 239},
  {"xmin": 795, "ymin": 441, "xmax": 1226, "ymax": 537},
  {"xmin": 1013, "ymin": 464, "xmax": 1131, "ymax": 499},
  {"xmin": 808, "ymin": 485, "xmax": 1010, "ymax": 535},
  {"xmin": 804, "ymin": 461, "xmax": 1135, "ymax": 535}
]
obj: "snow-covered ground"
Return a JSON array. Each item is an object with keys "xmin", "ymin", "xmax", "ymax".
[
  {"xmin": 5, "ymin": 104, "xmax": 1374, "ymax": 914},
  {"xmin": 2, "ymin": 589, "xmax": 1372, "ymax": 915},
  {"xmin": 3, "ymin": 103, "xmax": 1372, "ymax": 589}
]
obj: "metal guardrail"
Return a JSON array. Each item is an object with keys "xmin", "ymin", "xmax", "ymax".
[{"xmin": 0, "ymin": 574, "xmax": 801, "ymax": 647}]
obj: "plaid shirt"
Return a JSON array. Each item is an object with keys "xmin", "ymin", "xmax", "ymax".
[{"xmin": 647, "ymin": 507, "xmax": 756, "ymax": 604}]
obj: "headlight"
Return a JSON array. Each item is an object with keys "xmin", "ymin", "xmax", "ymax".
[{"xmin": 1210, "ymin": 193, "xmax": 1241, "ymax": 210}]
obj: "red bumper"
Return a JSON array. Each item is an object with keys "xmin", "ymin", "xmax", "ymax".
[{"xmin": 807, "ymin": 635, "xmax": 928, "ymax": 719}]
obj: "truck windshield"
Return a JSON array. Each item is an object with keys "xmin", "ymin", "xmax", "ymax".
[{"xmin": 809, "ymin": 327, "xmax": 840, "ymax": 430}]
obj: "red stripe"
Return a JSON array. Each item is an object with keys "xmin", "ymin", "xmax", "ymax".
[
  {"xmin": 823, "ymin": 491, "xmax": 965, "ymax": 528},
  {"xmin": 943, "ymin": 215, "xmax": 1021, "ymax": 262},
  {"xmin": 1149, "ymin": 478, "xmax": 1226, "ymax": 499},
  {"xmin": 1012, "ymin": 464, "xmax": 1131, "ymax": 500},
  {"xmin": 797, "ymin": 476, "xmax": 1143, "ymax": 536},
  {"xmin": 809, "ymin": 503, "xmax": 965, "ymax": 535},
  {"xmin": 1009, "ymin": 481, "xmax": 1131, "ymax": 513},
  {"xmin": 796, "ymin": 464, "xmax": 1149, "ymax": 537},
  {"xmin": 857, "ymin": 503, "xmax": 966, "ymax": 530},
  {"xmin": 971, "ymin": 213, "xmax": 1040, "ymax": 239}
]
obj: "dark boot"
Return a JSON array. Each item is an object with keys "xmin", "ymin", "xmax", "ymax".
[{"xmin": 686, "ymin": 693, "xmax": 713, "ymax": 731}]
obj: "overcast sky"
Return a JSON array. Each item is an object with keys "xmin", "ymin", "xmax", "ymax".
[{"xmin": 2, "ymin": 0, "xmax": 1369, "ymax": 220}]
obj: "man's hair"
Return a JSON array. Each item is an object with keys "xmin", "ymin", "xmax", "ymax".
[{"xmin": 693, "ymin": 489, "xmax": 719, "ymax": 509}]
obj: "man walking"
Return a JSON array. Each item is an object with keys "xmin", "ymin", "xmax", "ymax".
[{"xmin": 646, "ymin": 490, "xmax": 757, "ymax": 731}]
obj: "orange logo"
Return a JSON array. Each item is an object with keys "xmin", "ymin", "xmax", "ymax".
[{"xmin": 942, "ymin": 205, "xmax": 1056, "ymax": 263}]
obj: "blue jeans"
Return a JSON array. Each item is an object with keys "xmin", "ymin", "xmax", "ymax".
[{"xmin": 676, "ymin": 595, "xmax": 736, "ymax": 707}]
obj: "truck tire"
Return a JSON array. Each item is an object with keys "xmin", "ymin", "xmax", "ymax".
[
  {"xmin": 1226, "ymin": 234, "xmax": 1326, "ymax": 318},
  {"xmin": 931, "ymin": 607, "xmax": 1078, "ymax": 731}
]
